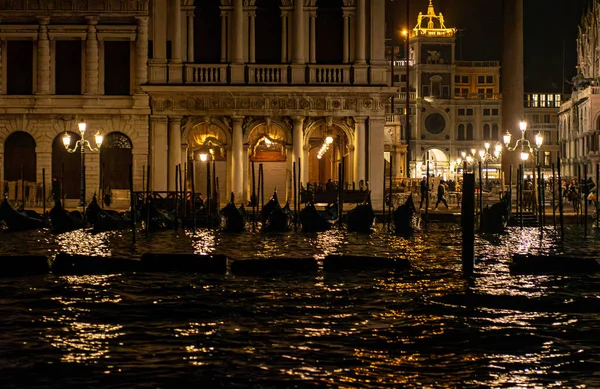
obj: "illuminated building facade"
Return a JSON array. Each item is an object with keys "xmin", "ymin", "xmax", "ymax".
[{"xmin": 0, "ymin": 0, "xmax": 392, "ymax": 209}]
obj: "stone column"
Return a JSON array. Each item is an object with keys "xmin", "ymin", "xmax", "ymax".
[
  {"xmin": 168, "ymin": 116, "xmax": 182, "ymax": 191},
  {"xmin": 354, "ymin": 116, "xmax": 367, "ymax": 185},
  {"xmin": 168, "ymin": 0, "xmax": 183, "ymax": 83},
  {"xmin": 36, "ymin": 17, "xmax": 51, "ymax": 94},
  {"xmin": 232, "ymin": 0, "xmax": 244, "ymax": 63},
  {"xmin": 369, "ymin": 117, "xmax": 385, "ymax": 210},
  {"xmin": 231, "ymin": 0, "xmax": 245, "ymax": 83},
  {"xmin": 151, "ymin": 116, "xmax": 169, "ymax": 191},
  {"xmin": 186, "ymin": 8, "xmax": 195, "ymax": 62},
  {"xmin": 355, "ymin": 0, "xmax": 366, "ymax": 64},
  {"xmin": 232, "ymin": 116, "xmax": 244, "ymax": 203},
  {"xmin": 501, "ymin": 0, "xmax": 524, "ymax": 186},
  {"xmin": 309, "ymin": 11, "xmax": 316, "ymax": 64},
  {"xmin": 149, "ymin": 0, "xmax": 167, "ymax": 83},
  {"xmin": 249, "ymin": 11, "xmax": 256, "ymax": 63},
  {"xmin": 369, "ymin": 0, "xmax": 387, "ymax": 84},
  {"xmin": 281, "ymin": 11, "xmax": 288, "ymax": 63},
  {"xmin": 84, "ymin": 16, "xmax": 99, "ymax": 94},
  {"xmin": 292, "ymin": 116, "xmax": 304, "ymax": 184},
  {"xmin": 343, "ymin": 12, "xmax": 350, "ymax": 63},
  {"xmin": 220, "ymin": 11, "xmax": 228, "ymax": 63},
  {"xmin": 290, "ymin": 0, "xmax": 305, "ymax": 83},
  {"xmin": 135, "ymin": 16, "xmax": 148, "ymax": 92},
  {"xmin": 242, "ymin": 145, "xmax": 249, "ymax": 202}
]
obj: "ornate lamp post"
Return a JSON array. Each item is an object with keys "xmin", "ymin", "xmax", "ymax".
[
  {"xmin": 503, "ymin": 120, "xmax": 543, "ymax": 211},
  {"xmin": 62, "ymin": 121, "xmax": 103, "ymax": 207},
  {"xmin": 479, "ymin": 141, "xmax": 503, "ymax": 187}
]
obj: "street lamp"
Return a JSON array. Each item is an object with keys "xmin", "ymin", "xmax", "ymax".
[
  {"xmin": 479, "ymin": 142, "xmax": 502, "ymax": 186},
  {"xmin": 62, "ymin": 120, "xmax": 103, "ymax": 207}
]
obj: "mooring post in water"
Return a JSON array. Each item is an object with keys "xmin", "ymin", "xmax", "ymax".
[
  {"xmin": 462, "ymin": 172, "xmax": 475, "ymax": 276},
  {"xmin": 174, "ymin": 165, "xmax": 179, "ymax": 230},
  {"xmin": 596, "ymin": 163, "xmax": 599, "ymax": 229},
  {"xmin": 260, "ymin": 164, "xmax": 264, "ymax": 211},
  {"xmin": 129, "ymin": 164, "xmax": 136, "ymax": 242},
  {"xmin": 191, "ymin": 161, "xmax": 196, "ymax": 233},
  {"xmin": 425, "ymin": 160, "xmax": 430, "ymax": 227},
  {"xmin": 478, "ymin": 161, "xmax": 483, "ymax": 231},
  {"xmin": 557, "ymin": 156, "xmax": 564, "ymax": 239},
  {"xmin": 537, "ymin": 163, "xmax": 543, "ymax": 234},
  {"xmin": 509, "ymin": 165, "xmax": 513, "ymax": 215},
  {"xmin": 42, "ymin": 168, "xmax": 46, "ymax": 215},
  {"xmin": 251, "ymin": 161, "xmax": 256, "ymax": 231},
  {"xmin": 388, "ymin": 154, "xmax": 393, "ymax": 232},
  {"xmin": 519, "ymin": 164, "xmax": 524, "ymax": 228},
  {"xmin": 207, "ymin": 159, "xmax": 211, "ymax": 230},
  {"xmin": 551, "ymin": 163, "xmax": 556, "ymax": 228},
  {"xmin": 146, "ymin": 164, "xmax": 151, "ymax": 235},
  {"xmin": 293, "ymin": 161, "xmax": 297, "ymax": 232},
  {"xmin": 541, "ymin": 172, "xmax": 546, "ymax": 228},
  {"xmin": 339, "ymin": 156, "xmax": 344, "ymax": 227},
  {"xmin": 584, "ymin": 164, "xmax": 588, "ymax": 237}
]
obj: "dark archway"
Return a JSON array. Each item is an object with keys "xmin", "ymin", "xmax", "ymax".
[
  {"xmin": 100, "ymin": 132, "xmax": 133, "ymax": 190},
  {"xmin": 255, "ymin": 0, "xmax": 282, "ymax": 63},
  {"xmin": 194, "ymin": 0, "xmax": 221, "ymax": 63},
  {"xmin": 316, "ymin": 0, "xmax": 343, "ymax": 64},
  {"xmin": 4, "ymin": 131, "xmax": 36, "ymax": 183},
  {"xmin": 52, "ymin": 132, "xmax": 81, "ymax": 199}
]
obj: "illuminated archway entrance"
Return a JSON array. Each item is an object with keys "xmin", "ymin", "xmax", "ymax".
[
  {"xmin": 307, "ymin": 122, "xmax": 350, "ymax": 190},
  {"xmin": 417, "ymin": 148, "xmax": 450, "ymax": 179},
  {"xmin": 52, "ymin": 131, "xmax": 81, "ymax": 199},
  {"xmin": 248, "ymin": 122, "xmax": 289, "ymax": 202},
  {"xmin": 187, "ymin": 121, "xmax": 229, "ymax": 205}
]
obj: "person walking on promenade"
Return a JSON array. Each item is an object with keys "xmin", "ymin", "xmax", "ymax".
[
  {"xmin": 419, "ymin": 176, "xmax": 428, "ymax": 210},
  {"xmin": 434, "ymin": 180, "xmax": 449, "ymax": 211}
]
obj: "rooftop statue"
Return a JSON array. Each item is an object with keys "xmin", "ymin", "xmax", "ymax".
[{"xmin": 412, "ymin": 0, "xmax": 455, "ymax": 37}]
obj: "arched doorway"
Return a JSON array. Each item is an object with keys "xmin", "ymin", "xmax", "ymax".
[
  {"xmin": 417, "ymin": 148, "xmax": 450, "ymax": 180},
  {"xmin": 248, "ymin": 122, "xmax": 289, "ymax": 202},
  {"xmin": 4, "ymin": 131, "xmax": 37, "ymax": 183},
  {"xmin": 307, "ymin": 122, "xmax": 349, "ymax": 190},
  {"xmin": 100, "ymin": 132, "xmax": 133, "ymax": 191},
  {"xmin": 52, "ymin": 132, "xmax": 81, "ymax": 199},
  {"xmin": 187, "ymin": 121, "xmax": 229, "ymax": 205}
]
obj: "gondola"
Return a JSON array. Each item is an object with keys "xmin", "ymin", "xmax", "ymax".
[
  {"xmin": 346, "ymin": 192, "xmax": 375, "ymax": 233},
  {"xmin": 481, "ymin": 193, "xmax": 511, "ymax": 233},
  {"xmin": 260, "ymin": 191, "xmax": 292, "ymax": 232},
  {"xmin": 185, "ymin": 197, "xmax": 222, "ymax": 229},
  {"xmin": 392, "ymin": 194, "xmax": 421, "ymax": 235},
  {"xmin": 299, "ymin": 202, "xmax": 333, "ymax": 233},
  {"xmin": 49, "ymin": 200, "xmax": 86, "ymax": 234},
  {"xmin": 0, "ymin": 198, "xmax": 46, "ymax": 232},
  {"xmin": 140, "ymin": 198, "xmax": 178, "ymax": 232},
  {"xmin": 220, "ymin": 193, "xmax": 246, "ymax": 232},
  {"xmin": 85, "ymin": 195, "xmax": 131, "ymax": 233}
]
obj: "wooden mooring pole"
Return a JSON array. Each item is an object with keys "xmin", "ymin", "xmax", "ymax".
[{"xmin": 462, "ymin": 172, "xmax": 475, "ymax": 276}]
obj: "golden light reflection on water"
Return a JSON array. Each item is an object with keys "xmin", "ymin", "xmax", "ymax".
[
  {"xmin": 186, "ymin": 229, "xmax": 216, "ymax": 255},
  {"xmin": 42, "ymin": 274, "xmax": 124, "ymax": 364},
  {"xmin": 54, "ymin": 229, "xmax": 115, "ymax": 257}
]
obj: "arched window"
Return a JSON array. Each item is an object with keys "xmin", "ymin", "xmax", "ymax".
[
  {"xmin": 255, "ymin": 0, "xmax": 282, "ymax": 63},
  {"xmin": 193, "ymin": 0, "xmax": 221, "ymax": 63},
  {"xmin": 466, "ymin": 124, "xmax": 474, "ymax": 140},
  {"xmin": 100, "ymin": 132, "xmax": 133, "ymax": 190},
  {"xmin": 4, "ymin": 131, "xmax": 36, "ymax": 183},
  {"xmin": 316, "ymin": 0, "xmax": 343, "ymax": 64},
  {"xmin": 457, "ymin": 124, "xmax": 465, "ymax": 140},
  {"xmin": 483, "ymin": 124, "xmax": 491, "ymax": 140}
]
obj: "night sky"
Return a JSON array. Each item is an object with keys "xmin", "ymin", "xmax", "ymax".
[{"xmin": 387, "ymin": 0, "xmax": 590, "ymax": 93}]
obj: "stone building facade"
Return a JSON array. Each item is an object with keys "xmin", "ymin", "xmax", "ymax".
[
  {"xmin": 558, "ymin": 2, "xmax": 600, "ymax": 179},
  {"xmin": 0, "ymin": 0, "xmax": 393, "ymax": 208},
  {"xmin": 386, "ymin": 1, "xmax": 502, "ymax": 181}
]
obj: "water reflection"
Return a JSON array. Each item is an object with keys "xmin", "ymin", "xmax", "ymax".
[{"xmin": 42, "ymin": 275, "xmax": 124, "ymax": 364}]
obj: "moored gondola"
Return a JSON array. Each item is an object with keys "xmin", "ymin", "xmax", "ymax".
[
  {"xmin": 85, "ymin": 195, "xmax": 131, "ymax": 233},
  {"xmin": 392, "ymin": 194, "xmax": 421, "ymax": 235},
  {"xmin": 260, "ymin": 191, "xmax": 292, "ymax": 232},
  {"xmin": 481, "ymin": 193, "xmax": 511, "ymax": 233},
  {"xmin": 140, "ymin": 197, "xmax": 178, "ymax": 231},
  {"xmin": 220, "ymin": 193, "xmax": 246, "ymax": 232},
  {"xmin": 49, "ymin": 200, "xmax": 86, "ymax": 234},
  {"xmin": 0, "ymin": 198, "xmax": 46, "ymax": 232},
  {"xmin": 299, "ymin": 202, "xmax": 332, "ymax": 233},
  {"xmin": 346, "ymin": 192, "xmax": 374, "ymax": 233}
]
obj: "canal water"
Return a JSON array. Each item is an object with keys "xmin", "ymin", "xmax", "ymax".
[{"xmin": 0, "ymin": 224, "xmax": 598, "ymax": 388}]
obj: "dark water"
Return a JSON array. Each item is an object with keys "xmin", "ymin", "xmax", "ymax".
[{"xmin": 0, "ymin": 224, "xmax": 599, "ymax": 388}]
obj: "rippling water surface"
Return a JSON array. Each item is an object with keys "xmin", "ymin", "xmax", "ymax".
[{"xmin": 0, "ymin": 224, "xmax": 599, "ymax": 388}]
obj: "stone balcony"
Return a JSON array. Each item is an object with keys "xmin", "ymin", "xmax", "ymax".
[
  {"xmin": 0, "ymin": 0, "xmax": 148, "ymax": 15},
  {"xmin": 182, "ymin": 63, "xmax": 383, "ymax": 86}
]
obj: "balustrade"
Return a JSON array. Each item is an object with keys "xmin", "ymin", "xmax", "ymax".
[
  {"xmin": 184, "ymin": 64, "xmax": 227, "ymax": 84},
  {"xmin": 248, "ymin": 65, "xmax": 288, "ymax": 84},
  {"xmin": 0, "ymin": 0, "xmax": 148, "ymax": 12},
  {"xmin": 309, "ymin": 65, "xmax": 351, "ymax": 84}
]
